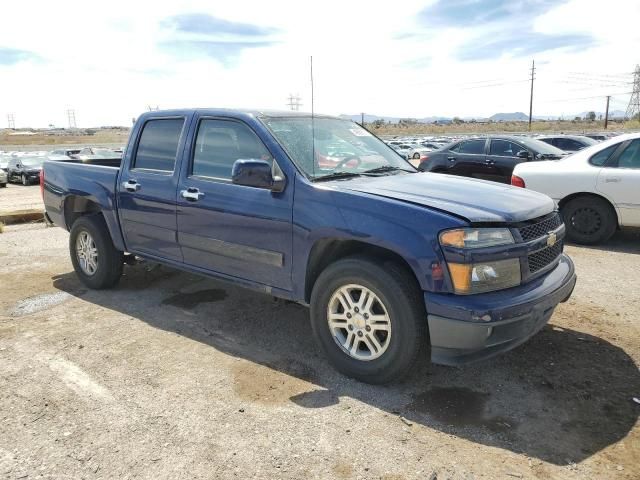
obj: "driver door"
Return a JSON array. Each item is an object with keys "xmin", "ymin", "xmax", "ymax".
[{"xmin": 176, "ymin": 116, "xmax": 294, "ymax": 290}]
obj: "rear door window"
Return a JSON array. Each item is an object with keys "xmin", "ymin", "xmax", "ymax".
[
  {"xmin": 458, "ymin": 139, "xmax": 486, "ymax": 154},
  {"xmin": 556, "ymin": 138, "xmax": 582, "ymax": 151},
  {"xmin": 615, "ymin": 139, "xmax": 640, "ymax": 169},
  {"xmin": 489, "ymin": 140, "xmax": 522, "ymax": 157},
  {"xmin": 133, "ymin": 118, "xmax": 185, "ymax": 172}
]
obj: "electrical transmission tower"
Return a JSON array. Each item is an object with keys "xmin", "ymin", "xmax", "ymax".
[
  {"xmin": 66, "ymin": 109, "xmax": 77, "ymax": 129},
  {"xmin": 286, "ymin": 93, "xmax": 302, "ymax": 111},
  {"xmin": 625, "ymin": 65, "xmax": 640, "ymax": 120},
  {"xmin": 7, "ymin": 113, "xmax": 16, "ymax": 129}
]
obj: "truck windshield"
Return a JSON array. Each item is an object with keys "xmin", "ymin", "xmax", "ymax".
[{"xmin": 261, "ymin": 116, "xmax": 415, "ymax": 180}]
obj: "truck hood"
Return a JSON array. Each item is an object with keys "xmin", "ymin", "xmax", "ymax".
[{"xmin": 334, "ymin": 172, "xmax": 555, "ymax": 223}]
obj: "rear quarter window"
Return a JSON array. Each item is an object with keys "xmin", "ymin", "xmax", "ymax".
[
  {"xmin": 589, "ymin": 143, "xmax": 619, "ymax": 167},
  {"xmin": 133, "ymin": 118, "xmax": 185, "ymax": 172}
]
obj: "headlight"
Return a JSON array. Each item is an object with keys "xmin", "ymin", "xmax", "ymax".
[
  {"xmin": 447, "ymin": 258, "xmax": 521, "ymax": 295},
  {"xmin": 440, "ymin": 228, "xmax": 514, "ymax": 249}
]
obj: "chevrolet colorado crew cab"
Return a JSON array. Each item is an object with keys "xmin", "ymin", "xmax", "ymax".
[{"xmin": 42, "ymin": 109, "xmax": 577, "ymax": 384}]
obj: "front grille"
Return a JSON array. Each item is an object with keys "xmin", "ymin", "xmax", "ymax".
[
  {"xmin": 518, "ymin": 213, "xmax": 562, "ymax": 242},
  {"xmin": 528, "ymin": 242, "xmax": 563, "ymax": 273}
]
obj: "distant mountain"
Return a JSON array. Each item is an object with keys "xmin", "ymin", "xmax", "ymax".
[
  {"xmin": 575, "ymin": 110, "xmax": 626, "ymax": 119},
  {"xmin": 489, "ymin": 112, "xmax": 530, "ymax": 122},
  {"xmin": 340, "ymin": 109, "xmax": 629, "ymax": 125},
  {"xmin": 339, "ymin": 114, "xmax": 452, "ymax": 124}
]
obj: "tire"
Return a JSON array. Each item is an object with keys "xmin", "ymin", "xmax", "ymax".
[
  {"xmin": 310, "ymin": 256, "xmax": 426, "ymax": 384},
  {"xmin": 21, "ymin": 174, "xmax": 29, "ymax": 186},
  {"xmin": 69, "ymin": 215, "xmax": 123, "ymax": 289},
  {"xmin": 413, "ymin": 152, "xmax": 421, "ymax": 159},
  {"xmin": 0, "ymin": 183, "xmax": 6, "ymax": 188},
  {"xmin": 561, "ymin": 196, "xmax": 617, "ymax": 245}
]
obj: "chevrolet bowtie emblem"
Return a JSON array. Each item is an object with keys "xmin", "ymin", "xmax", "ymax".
[{"xmin": 547, "ymin": 232, "xmax": 557, "ymax": 247}]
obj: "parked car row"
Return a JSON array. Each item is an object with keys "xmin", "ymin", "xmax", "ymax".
[
  {"xmin": 0, "ymin": 147, "xmax": 124, "ymax": 185},
  {"xmin": 512, "ymin": 132, "xmax": 640, "ymax": 244},
  {"xmin": 382, "ymin": 133, "xmax": 619, "ymax": 166}
]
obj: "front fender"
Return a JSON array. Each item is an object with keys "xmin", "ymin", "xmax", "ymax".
[{"xmin": 291, "ymin": 177, "xmax": 466, "ymax": 298}]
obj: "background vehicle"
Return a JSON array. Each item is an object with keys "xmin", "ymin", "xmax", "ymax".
[
  {"xmin": 419, "ymin": 136, "xmax": 566, "ymax": 183},
  {"xmin": 48, "ymin": 148, "xmax": 81, "ymax": 160},
  {"xmin": 0, "ymin": 168, "xmax": 6, "ymax": 187},
  {"xmin": 70, "ymin": 147, "xmax": 122, "ymax": 166},
  {"xmin": 6, "ymin": 156, "xmax": 44, "ymax": 185},
  {"xmin": 512, "ymin": 132, "xmax": 640, "ymax": 244},
  {"xmin": 537, "ymin": 135, "xmax": 598, "ymax": 152},
  {"xmin": 43, "ymin": 109, "xmax": 576, "ymax": 384}
]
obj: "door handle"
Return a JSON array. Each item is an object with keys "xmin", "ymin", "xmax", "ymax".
[
  {"xmin": 485, "ymin": 159, "xmax": 495, "ymax": 165},
  {"xmin": 180, "ymin": 188, "xmax": 205, "ymax": 202},
  {"xmin": 604, "ymin": 177, "xmax": 621, "ymax": 183},
  {"xmin": 122, "ymin": 180, "xmax": 140, "ymax": 192},
  {"xmin": 447, "ymin": 156, "xmax": 456, "ymax": 162}
]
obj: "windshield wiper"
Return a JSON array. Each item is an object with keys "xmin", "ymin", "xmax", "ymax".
[
  {"xmin": 361, "ymin": 165, "xmax": 415, "ymax": 175},
  {"xmin": 312, "ymin": 171, "xmax": 362, "ymax": 182}
]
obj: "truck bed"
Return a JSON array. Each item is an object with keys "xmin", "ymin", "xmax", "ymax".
[{"xmin": 43, "ymin": 160, "xmax": 121, "ymax": 238}]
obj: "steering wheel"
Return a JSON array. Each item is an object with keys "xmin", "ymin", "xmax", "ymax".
[{"xmin": 333, "ymin": 155, "xmax": 362, "ymax": 171}]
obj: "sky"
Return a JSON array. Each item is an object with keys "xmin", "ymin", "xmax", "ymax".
[{"xmin": 0, "ymin": 0, "xmax": 638, "ymax": 127}]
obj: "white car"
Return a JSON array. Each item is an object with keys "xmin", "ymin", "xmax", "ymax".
[{"xmin": 512, "ymin": 132, "xmax": 640, "ymax": 244}]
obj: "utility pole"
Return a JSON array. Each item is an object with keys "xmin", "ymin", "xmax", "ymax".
[
  {"xmin": 604, "ymin": 95, "xmax": 611, "ymax": 129},
  {"xmin": 286, "ymin": 93, "xmax": 302, "ymax": 111},
  {"xmin": 7, "ymin": 113, "xmax": 15, "ymax": 129},
  {"xmin": 528, "ymin": 59, "xmax": 535, "ymax": 131},
  {"xmin": 361, "ymin": 112, "xmax": 365, "ymax": 126}
]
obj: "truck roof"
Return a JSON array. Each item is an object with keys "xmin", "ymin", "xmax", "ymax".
[{"xmin": 141, "ymin": 108, "xmax": 342, "ymax": 120}]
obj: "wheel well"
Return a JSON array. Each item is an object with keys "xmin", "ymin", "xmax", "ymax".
[
  {"xmin": 64, "ymin": 196, "xmax": 102, "ymax": 230},
  {"xmin": 304, "ymin": 239, "xmax": 419, "ymax": 303},
  {"xmin": 558, "ymin": 192, "xmax": 619, "ymax": 227}
]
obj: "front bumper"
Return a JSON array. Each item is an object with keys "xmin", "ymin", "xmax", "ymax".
[{"xmin": 425, "ymin": 253, "xmax": 576, "ymax": 366}]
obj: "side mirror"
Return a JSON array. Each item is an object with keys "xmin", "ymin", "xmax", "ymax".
[
  {"xmin": 231, "ymin": 159, "xmax": 285, "ymax": 192},
  {"xmin": 516, "ymin": 150, "xmax": 530, "ymax": 159}
]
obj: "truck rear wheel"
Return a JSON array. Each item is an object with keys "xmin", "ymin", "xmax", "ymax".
[
  {"xmin": 69, "ymin": 215, "xmax": 123, "ymax": 289},
  {"xmin": 310, "ymin": 256, "xmax": 426, "ymax": 384}
]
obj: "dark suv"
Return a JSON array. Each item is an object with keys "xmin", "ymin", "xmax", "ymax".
[
  {"xmin": 6, "ymin": 156, "xmax": 44, "ymax": 185},
  {"xmin": 418, "ymin": 136, "xmax": 566, "ymax": 183}
]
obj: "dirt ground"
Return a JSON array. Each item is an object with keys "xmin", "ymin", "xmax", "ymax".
[
  {"xmin": 0, "ymin": 223, "xmax": 638, "ymax": 480},
  {"xmin": 0, "ymin": 183, "xmax": 43, "ymax": 215}
]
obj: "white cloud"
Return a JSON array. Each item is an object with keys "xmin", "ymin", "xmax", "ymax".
[{"xmin": 0, "ymin": 0, "xmax": 637, "ymax": 127}]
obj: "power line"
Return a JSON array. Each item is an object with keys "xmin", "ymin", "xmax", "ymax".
[
  {"xmin": 537, "ymin": 91, "xmax": 633, "ymax": 104},
  {"xmin": 461, "ymin": 79, "xmax": 530, "ymax": 90}
]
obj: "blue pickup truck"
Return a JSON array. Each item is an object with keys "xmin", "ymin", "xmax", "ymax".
[{"xmin": 42, "ymin": 109, "xmax": 576, "ymax": 383}]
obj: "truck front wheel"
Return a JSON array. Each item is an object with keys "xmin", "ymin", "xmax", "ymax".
[
  {"xmin": 310, "ymin": 256, "xmax": 426, "ymax": 384},
  {"xmin": 69, "ymin": 215, "xmax": 123, "ymax": 289}
]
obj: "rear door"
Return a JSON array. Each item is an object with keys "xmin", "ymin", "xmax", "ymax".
[
  {"xmin": 118, "ymin": 116, "xmax": 189, "ymax": 261},
  {"xmin": 486, "ymin": 139, "xmax": 527, "ymax": 183},
  {"xmin": 446, "ymin": 139, "xmax": 490, "ymax": 179},
  {"xmin": 176, "ymin": 115, "xmax": 293, "ymax": 290},
  {"xmin": 597, "ymin": 138, "xmax": 640, "ymax": 226}
]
